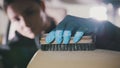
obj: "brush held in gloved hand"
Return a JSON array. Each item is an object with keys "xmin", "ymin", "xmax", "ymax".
[
  {"xmin": 46, "ymin": 16, "xmax": 90, "ymax": 44},
  {"xmin": 45, "ymin": 15, "xmax": 96, "ymax": 44}
]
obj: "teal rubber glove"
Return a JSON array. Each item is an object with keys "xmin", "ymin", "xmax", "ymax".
[
  {"xmin": 45, "ymin": 15, "xmax": 96, "ymax": 44},
  {"xmin": 45, "ymin": 29, "xmax": 84, "ymax": 44}
]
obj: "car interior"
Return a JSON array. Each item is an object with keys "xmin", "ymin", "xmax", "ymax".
[{"xmin": 0, "ymin": 0, "xmax": 120, "ymax": 68}]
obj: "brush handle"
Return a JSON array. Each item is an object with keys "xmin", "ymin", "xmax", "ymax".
[{"xmin": 40, "ymin": 34, "xmax": 93, "ymax": 44}]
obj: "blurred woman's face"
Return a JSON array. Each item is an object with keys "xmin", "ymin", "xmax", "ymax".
[{"xmin": 6, "ymin": 1, "xmax": 46, "ymax": 39}]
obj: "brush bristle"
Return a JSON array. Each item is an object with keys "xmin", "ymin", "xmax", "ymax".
[
  {"xmin": 39, "ymin": 35, "xmax": 96, "ymax": 51},
  {"xmin": 41, "ymin": 43, "xmax": 95, "ymax": 51}
]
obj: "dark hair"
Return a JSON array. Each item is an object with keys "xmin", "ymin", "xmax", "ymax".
[{"xmin": 3, "ymin": 0, "xmax": 41, "ymax": 10}]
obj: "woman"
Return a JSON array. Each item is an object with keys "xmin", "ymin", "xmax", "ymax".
[{"xmin": 2, "ymin": 0, "xmax": 120, "ymax": 68}]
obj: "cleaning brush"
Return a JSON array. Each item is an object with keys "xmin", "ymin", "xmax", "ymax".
[{"xmin": 35, "ymin": 35, "xmax": 96, "ymax": 51}]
